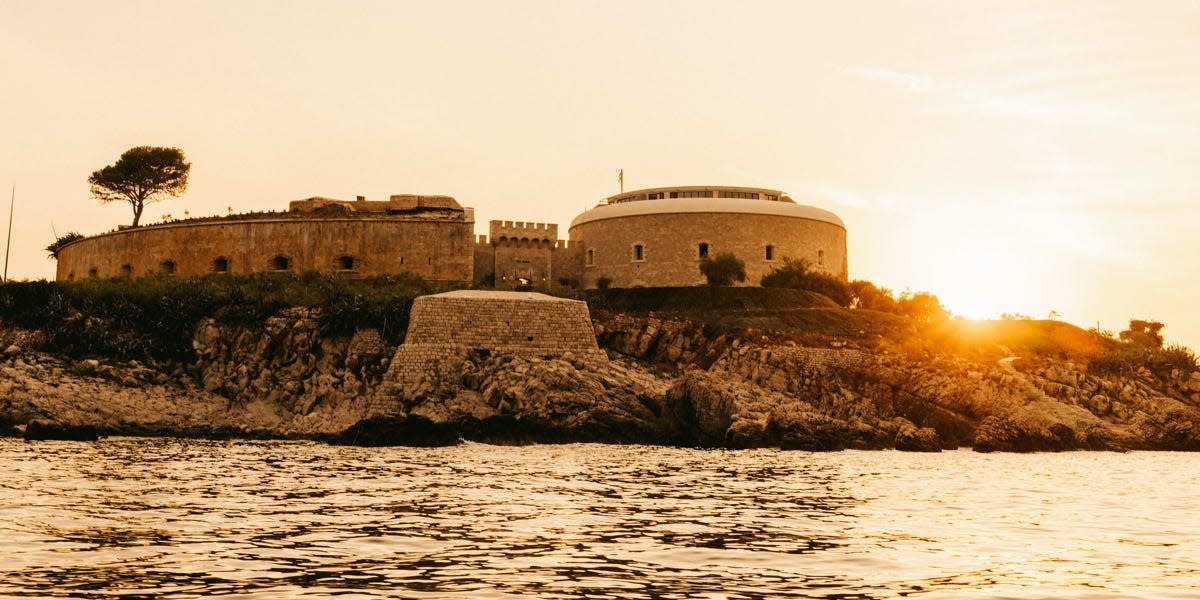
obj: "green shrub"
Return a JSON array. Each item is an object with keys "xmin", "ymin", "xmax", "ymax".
[
  {"xmin": 0, "ymin": 273, "xmax": 446, "ymax": 363},
  {"xmin": 1152, "ymin": 344, "xmax": 1198, "ymax": 376},
  {"xmin": 1119, "ymin": 319, "xmax": 1165, "ymax": 348},
  {"xmin": 848, "ymin": 280, "xmax": 897, "ymax": 312},
  {"xmin": 699, "ymin": 253, "xmax": 746, "ymax": 286},
  {"xmin": 45, "ymin": 232, "xmax": 84, "ymax": 260},
  {"xmin": 1089, "ymin": 340, "xmax": 1197, "ymax": 379},
  {"xmin": 896, "ymin": 291, "xmax": 949, "ymax": 323},
  {"xmin": 760, "ymin": 257, "xmax": 852, "ymax": 306}
]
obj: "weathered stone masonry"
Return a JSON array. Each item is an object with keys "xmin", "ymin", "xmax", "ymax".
[
  {"xmin": 56, "ymin": 194, "xmax": 474, "ymax": 282},
  {"xmin": 404, "ymin": 290, "xmax": 603, "ymax": 356},
  {"xmin": 373, "ymin": 290, "xmax": 608, "ymax": 415},
  {"xmin": 57, "ymin": 185, "xmax": 846, "ymax": 291}
]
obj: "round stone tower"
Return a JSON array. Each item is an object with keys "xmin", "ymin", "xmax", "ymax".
[{"xmin": 568, "ymin": 185, "xmax": 847, "ymax": 289}]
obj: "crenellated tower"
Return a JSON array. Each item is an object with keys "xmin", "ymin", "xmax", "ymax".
[{"xmin": 474, "ymin": 220, "xmax": 563, "ymax": 288}]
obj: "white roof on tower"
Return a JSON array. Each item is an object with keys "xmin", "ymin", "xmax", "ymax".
[{"xmin": 570, "ymin": 186, "xmax": 844, "ymax": 229}]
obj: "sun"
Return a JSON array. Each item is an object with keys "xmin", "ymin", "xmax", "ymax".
[{"xmin": 924, "ymin": 250, "xmax": 1026, "ymax": 320}]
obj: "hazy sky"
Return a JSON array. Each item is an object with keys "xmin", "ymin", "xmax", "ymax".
[{"xmin": 2, "ymin": 0, "xmax": 1198, "ymax": 349}]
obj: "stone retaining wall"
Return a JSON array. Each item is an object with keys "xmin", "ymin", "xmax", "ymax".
[
  {"xmin": 403, "ymin": 291, "xmax": 605, "ymax": 358},
  {"xmin": 375, "ymin": 291, "xmax": 610, "ymax": 415}
]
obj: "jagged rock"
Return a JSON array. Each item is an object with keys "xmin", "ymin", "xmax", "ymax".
[
  {"xmin": 772, "ymin": 407, "xmax": 867, "ymax": 451},
  {"xmin": 1188, "ymin": 372, "xmax": 1200, "ymax": 393},
  {"xmin": 894, "ymin": 419, "xmax": 942, "ymax": 452},
  {"xmin": 1088, "ymin": 394, "xmax": 1112, "ymax": 416},
  {"xmin": 663, "ymin": 373, "xmax": 738, "ymax": 446},
  {"xmin": 2, "ymin": 307, "xmax": 1200, "ymax": 452}
]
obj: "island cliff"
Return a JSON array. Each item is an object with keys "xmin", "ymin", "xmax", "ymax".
[{"xmin": 2, "ymin": 283, "xmax": 1198, "ymax": 452}]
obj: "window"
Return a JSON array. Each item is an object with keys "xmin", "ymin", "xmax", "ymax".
[
  {"xmin": 335, "ymin": 255, "xmax": 355, "ymax": 270},
  {"xmin": 647, "ymin": 192, "xmax": 665, "ymax": 200},
  {"xmin": 586, "ymin": 248, "xmax": 594, "ymax": 265},
  {"xmin": 698, "ymin": 243, "xmax": 709, "ymax": 259},
  {"xmin": 818, "ymin": 250, "xmax": 825, "ymax": 266},
  {"xmin": 120, "ymin": 264, "xmax": 132, "ymax": 278},
  {"xmin": 718, "ymin": 191, "xmax": 760, "ymax": 199},
  {"xmin": 212, "ymin": 257, "xmax": 229, "ymax": 273},
  {"xmin": 400, "ymin": 256, "xmax": 405, "ymax": 265},
  {"xmin": 669, "ymin": 190, "xmax": 712, "ymax": 198},
  {"xmin": 270, "ymin": 255, "xmax": 290, "ymax": 271},
  {"xmin": 765, "ymin": 245, "xmax": 775, "ymax": 261},
  {"xmin": 766, "ymin": 194, "xmax": 779, "ymax": 202},
  {"xmin": 427, "ymin": 257, "xmax": 432, "ymax": 265},
  {"xmin": 87, "ymin": 268, "xmax": 98, "ymax": 279},
  {"xmin": 633, "ymin": 244, "xmax": 645, "ymax": 261},
  {"xmin": 160, "ymin": 260, "xmax": 177, "ymax": 275}
]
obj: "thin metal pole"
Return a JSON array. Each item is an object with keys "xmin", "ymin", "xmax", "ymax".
[{"xmin": 3, "ymin": 184, "xmax": 13, "ymax": 282}]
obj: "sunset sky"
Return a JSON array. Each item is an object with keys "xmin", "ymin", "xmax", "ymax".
[{"xmin": 2, "ymin": 1, "xmax": 1198, "ymax": 349}]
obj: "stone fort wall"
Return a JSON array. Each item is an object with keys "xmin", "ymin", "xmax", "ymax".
[
  {"xmin": 569, "ymin": 212, "xmax": 847, "ymax": 289},
  {"xmin": 473, "ymin": 220, "xmax": 584, "ymax": 288},
  {"xmin": 55, "ymin": 216, "xmax": 474, "ymax": 282},
  {"xmin": 55, "ymin": 186, "xmax": 847, "ymax": 291}
]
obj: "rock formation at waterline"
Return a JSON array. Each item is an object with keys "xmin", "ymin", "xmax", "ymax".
[{"xmin": 2, "ymin": 304, "xmax": 1200, "ymax": 451}]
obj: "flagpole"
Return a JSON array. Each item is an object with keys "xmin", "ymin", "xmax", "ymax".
[{"xmin": 3, "ymin": 184, "xmax": 13, "ymax": 283}]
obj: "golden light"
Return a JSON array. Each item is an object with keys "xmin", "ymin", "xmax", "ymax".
[{"xmin": 923, "ymin": 248, "xmax": 1026, "ymax": 320}]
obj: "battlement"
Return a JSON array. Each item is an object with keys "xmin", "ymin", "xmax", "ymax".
[
  {"xmin": 475, "ymin": 230, "xmax": 579, "ymax": 249},
  {"xmin": 489, "ymin": 220, "xmax": 559, "ymax": 243}
]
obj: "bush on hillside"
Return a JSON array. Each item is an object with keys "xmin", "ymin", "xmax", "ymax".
[
  {"xmin": 847, "ymin": 280, "xmax": 897, "ymax": 312},
  {"xmin": 1089, "ymin": 319, "xmax": 1197, "ymax": 378},
  {"xmin": 896, "ymin": 290, "xmax": 950, "ymax": 323},
  {"xmin": 699, "ymin": 253, "xmax": 746, "ymax": 286},
  {"xmin": 0, "ymin": 272, "xmax": 445, "ymax": 363},
  {"xmin": 1119, "ymin": 319, "xmax": 1165, "ymax": 348},
  {"xmin": 760, "ymin": 258, "xmax": 852, "ymax": 307}
]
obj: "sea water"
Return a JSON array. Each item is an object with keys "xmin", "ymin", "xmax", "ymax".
[{"xmin": 1, "ymin": 438, "xmax": 1198, "ymax": 599}]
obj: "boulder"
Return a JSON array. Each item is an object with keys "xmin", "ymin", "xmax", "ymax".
[{"xmin": 894, "ymin": 419, "xmax": 942, "ymax": 452}]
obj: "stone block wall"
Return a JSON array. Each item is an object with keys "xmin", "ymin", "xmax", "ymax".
[
  {"xmin": 375, "ymin": 290, "xmax": 609, "ymax": 415},
  {"xmin": 403, "ymin": 290, "xmax": 603, "ymax": 357},
  {"xmin": 492, "ymin": 241, "xmax": 554, "ymax": 287},
  {"xmin": 473, "ymin": 220, "xmax": 564, "ymax": 288},
  {"xmin": 56, "ymin": 216, "xmax": 475, "ymax": 282},
  {"xmin": 570, "ymin": 212, "xmax": 847, "ymax": 289},
  {"xmin": 489, "ymin": 220, "xmax": 558, "ymax": 243},
  {"xmin": 473, "ymin": 236, "xmax": 495, "ymax": 285},
  {"xmin": 551, "ymin": 240, "xmax": 585, "ymax": 285}
]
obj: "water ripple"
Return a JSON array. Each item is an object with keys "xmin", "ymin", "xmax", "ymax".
[{"xmin": 1, "ymin": 438, "xmax": 1198, "ymax": 598}]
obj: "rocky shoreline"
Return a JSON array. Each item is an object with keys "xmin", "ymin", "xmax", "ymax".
[{"xmin": 3, "ymin": 308, "xmax": 1200, "ymax": 452}]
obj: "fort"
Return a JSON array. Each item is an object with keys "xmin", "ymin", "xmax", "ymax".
[{"xmin": 55, "ymin": 185, "xmax": 847, "ymax": 289}]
